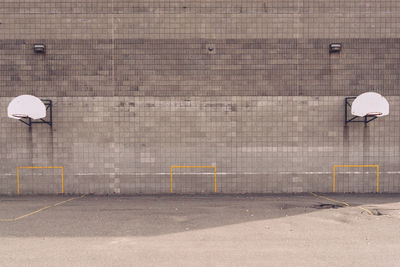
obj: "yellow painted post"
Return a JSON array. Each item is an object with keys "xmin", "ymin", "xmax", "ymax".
[
  {"xmin": 17, "ymin": 167, "xmax": 20, "ymax": 195},
  {"xmin": 61, "ymin": 167, "xmax": 64, "ymax": 194},
  {"xmin": 333, "ymin": 166, "xmax": 336, "ymax": 192},
  {"xmin": 170, "ymin": 166, "xmax": 173, "ymax": 193},
  {"xmin": 376, "ymin": 165, "xmax": 379, "ymax": 193},
  {"xmin": 214, "ymin": 167, "xmax": 217, "ymax": 193}
]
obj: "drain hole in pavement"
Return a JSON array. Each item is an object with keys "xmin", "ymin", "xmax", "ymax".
[
  {"xmin": 371, "ymin": 209, "xmax": 383, "ymax": 216},
  {"xmin": 312, "ymin": 203, "xmax": 344, "ymax": 209}
]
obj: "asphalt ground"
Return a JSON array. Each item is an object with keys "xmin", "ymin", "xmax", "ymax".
[{"xmin": 1, "ymin": 193, "xmax": 400, "ymax": 266}]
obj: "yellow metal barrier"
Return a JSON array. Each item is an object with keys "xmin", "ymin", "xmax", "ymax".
[
  {"xmin": 333, "ymin": 165, "xmax": 379, "ymax": 193},
  {"xmin": 170, "ymin": 166, "xmax": 217, "ymax": 193},
  {"xmin": 17, "ymin": 166, "xmax": 64, "ymax": 195}
]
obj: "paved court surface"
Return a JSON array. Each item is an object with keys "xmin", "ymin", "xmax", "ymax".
[{"xmin": 1, "ymin": 194, "xmax": 400, "ymax": 266}]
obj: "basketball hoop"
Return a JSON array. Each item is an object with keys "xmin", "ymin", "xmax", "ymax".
[
  {"xmin": 7, "ymin": 95, "xmax": 52, "ymax": 126},
  {"xmin": 345, "ymin": 92, "xmax": 389, "ymax": 125},
  {"xmin": 8, "ymin": 95, "xmax": 47, "ymax": 120},
  {"xmin": 351, "ymin": 92, "xmax": 389, "ymax": 117}
]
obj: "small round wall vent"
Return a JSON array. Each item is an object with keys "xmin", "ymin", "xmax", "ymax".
[{"xmin": 207, "ymin": 44, "xmax": 215, "ymax": 54}]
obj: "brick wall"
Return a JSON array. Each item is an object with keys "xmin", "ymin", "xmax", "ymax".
[
  {"xmin": 1, "ymin": 38, "xmax": 399, "ymax": 97},
  {"xmin": 0, "ymin": 0, "xmax": 399, "ymax": 194}
]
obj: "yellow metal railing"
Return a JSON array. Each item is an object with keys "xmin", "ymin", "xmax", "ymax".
[
  {"xmin": 170, "ymin": 166, "xmax": 217, "ymax": 193},
  {"xmin": 17, "ymin": 166, "xmax": 64, "ymax": 195},
  {"xmin": 333, "ymin": 165, "xmax": 379, "ymax": 193}
]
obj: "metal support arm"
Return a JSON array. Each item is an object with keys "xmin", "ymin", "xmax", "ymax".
[{"xmin": 345, "ymin": 97, "xmax": 377, "ymax": 125}]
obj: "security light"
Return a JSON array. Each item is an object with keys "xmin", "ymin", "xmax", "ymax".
[
  {"xmin": 329, "ymin": 43, "xmax": 342, "ymax": 53},
  {"xmin": 33, "ymin": 44, "xmax": 46, "ymax": 53}
]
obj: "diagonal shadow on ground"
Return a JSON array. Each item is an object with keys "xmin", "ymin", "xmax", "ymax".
[{"xmin": 0, "ymin": 193, "xmax": 399, "ymax": 237}]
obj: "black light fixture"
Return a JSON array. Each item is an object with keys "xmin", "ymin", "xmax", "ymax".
[
  {"xmin": 329, "ymin": 43, "xmax": 342, "ymax": 53},
  {"xmin": 33, "ymin": 44, "xmax": 46, "ymax": 53}
]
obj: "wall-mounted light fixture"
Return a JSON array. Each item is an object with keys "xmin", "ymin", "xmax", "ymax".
[
  {"xmin": 33, "ymin": 44, "xmax": 46, "ymax": 53},
  {"xmin": 329, "ymin": 43, "xmax": 342, "ymax": 53}
]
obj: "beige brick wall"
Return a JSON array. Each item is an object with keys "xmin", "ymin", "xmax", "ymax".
[
  {"xmin": 1, "ymin": 97, "xmax": 399, "ymax": 194},
  {"xmin": 0, "ymin": 1, "xmax": 399, "ymax": 194},
  {"xmin": 1, "ymin": 1, "xmax": 400, "ymax": 39}
]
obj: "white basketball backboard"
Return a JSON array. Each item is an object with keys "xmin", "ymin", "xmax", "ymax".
[
  {"xmin": 8, "ymin": 95, "xmax": 47, "ymax": 120},
  {"xmin": 351, "ymin": 92, "xmax": 389, "ymax": 117}
]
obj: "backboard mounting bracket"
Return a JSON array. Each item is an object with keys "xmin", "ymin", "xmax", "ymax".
[
  {"xmin": 19, "ymin": 99, "xmax": 52, "ymax": 127},
  {"xmin": 345, "ymin": 97, "xmax": 378, "ymax": 125}
]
